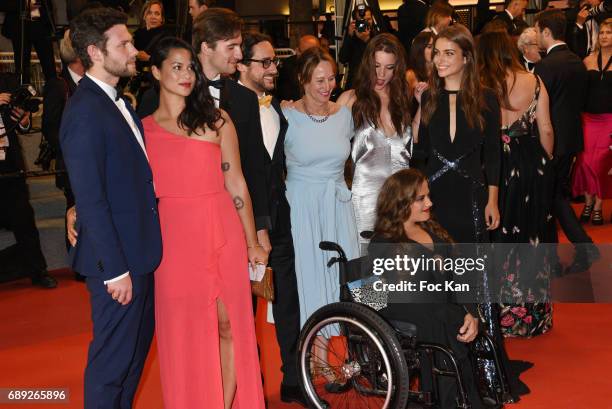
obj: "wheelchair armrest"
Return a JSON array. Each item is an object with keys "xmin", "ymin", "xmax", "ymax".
[
  {"xmin": 319, "ymin": 241, "xmax": 347, "ymax": 260},
  {"xmin": 360, "ymin": 230, "xmax": 374, "ymax": 239}
]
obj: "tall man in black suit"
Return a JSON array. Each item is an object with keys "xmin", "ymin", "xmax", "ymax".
[
  {"xmin": 397, "ymin": 0, "xmax": 429, "ymax": 54},
  {"xmin": 492, "ymin": 0, "xmax": 528, "ymax": 36},
  {"xmin": 0, "ymin": 0, "xmax": 57, "ymax": 84},
  {"xmin": 192, "ymin": 8, "xmax": 272, "ymax": 249},
  {"xmin": 237, "ymin": 31, "xmax": 305, "ymax": 407},
  {"xmin": 534, "ymin": 9, "xmax": 598, "ymax": 271}
]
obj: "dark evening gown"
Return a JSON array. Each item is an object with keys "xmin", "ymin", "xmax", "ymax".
[
  {"xmin": 417, "ymin": 89, "xmax": 500, "ymax": 244},
  {"xmin": 370, "ymin": 233, "xmax": 488, "ymax": 409},
  {"xmin": 417, "ymin": 89, "xmax": 530, "ymax": 403},
  {"xmin": 494, "ymin": 76, "xmax": 555, "ymax": 338}
]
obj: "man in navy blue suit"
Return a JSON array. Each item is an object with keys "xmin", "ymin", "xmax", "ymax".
[{"xmin": 59, "ymin": 8, "xmax": 162, "ymax": 409}]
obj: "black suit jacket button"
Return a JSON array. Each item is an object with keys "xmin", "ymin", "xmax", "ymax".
[
  {"xmin": 151, "ymin": 207, "xmax": 158, "ymax": 214},
  {"xmin": 147, "ymin": 179, "xmax": 153, "ymax": 184}
]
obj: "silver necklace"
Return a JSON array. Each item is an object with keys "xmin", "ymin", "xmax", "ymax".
[{"xmin": 304, "ymin": 102, "xmax": 330, "ymax": 123}]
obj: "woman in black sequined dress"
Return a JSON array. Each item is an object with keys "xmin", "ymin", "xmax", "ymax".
[{"xmin": 414, "ymin": 25, "xmax": 530, "ymax": 404}]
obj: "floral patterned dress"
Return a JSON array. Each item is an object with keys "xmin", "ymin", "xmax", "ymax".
[{"xmin": 494, "ymin": 76, "xmax": 555, "ymax": 338}]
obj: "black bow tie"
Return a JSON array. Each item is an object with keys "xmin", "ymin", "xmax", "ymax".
[
  {"xmin": 115, "ymin": 89, "xmax": 123, "ymax": 101},
  {"xmin": 208, "ymin": 78, "xmax": 224, "ymax": 90},
  {"xmin": 525, "ymin": 61, "xmax": 535, "ymax": 71}
]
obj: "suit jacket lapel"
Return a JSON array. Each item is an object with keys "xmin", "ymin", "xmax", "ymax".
[
  {"xmin": 271, "ymin": 97, "xmax": 287, "ymax": 161},
  {"xmin": 81, "ymin": 77, "xmax": 149, "ymax": 163},
  {"xmin": 220, "ymin": 77, "xmax": 232, "ymax": 111}
]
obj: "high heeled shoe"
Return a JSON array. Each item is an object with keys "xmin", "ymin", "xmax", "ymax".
[
  {"xmin": 592, "ymin": 209, "xmax": 603, "ymax": 225},
  {"xmin": 580, "ymin": 203, "xmax": 594, "ymax": 222}
]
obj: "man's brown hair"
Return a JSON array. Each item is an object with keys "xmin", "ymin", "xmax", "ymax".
[
  {"xmin": 535, "ymin": 9, "xmax": 567, "ymax": 41},
  {"xmin": 192, "ymin": 7, "xmax": 242, "ymax": 52}
]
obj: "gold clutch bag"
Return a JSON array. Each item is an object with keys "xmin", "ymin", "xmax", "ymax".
[{"xmin": 251, "ymin": 266, "xmax": 275, "ymax": 302}]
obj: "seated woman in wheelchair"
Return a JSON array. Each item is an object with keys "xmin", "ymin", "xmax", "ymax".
[{"xmin": 368, "ymin": 168, "xmax": 491, "ymax": 409}]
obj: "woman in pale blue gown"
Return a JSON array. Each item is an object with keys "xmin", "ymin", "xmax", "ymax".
[
  {"xmin": 283, "ymin": 47, "xmax": 360, "ymax": 327},
  {"xmin": 338, "ymin": 34, "xmax": 414, "ymax": 250}
]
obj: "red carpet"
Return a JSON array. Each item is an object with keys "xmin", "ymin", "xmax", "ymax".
[{"xmin": 0, "ymin": 202, "xmax": 610, "ymax": 408}]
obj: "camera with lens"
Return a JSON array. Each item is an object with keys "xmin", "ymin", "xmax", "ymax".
[
  {"xmin": 2, "ymin": 84, "xmax": 41, "ymax": 117},
  {"xmin": 355, "ymin": 4, "xmax": 370, "ymax": 33}
]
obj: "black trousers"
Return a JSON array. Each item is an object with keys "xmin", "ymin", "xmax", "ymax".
[
  {"xmin": 253, "ymin": 200, "xmax": 301, "ymax": 387},
  {"xmin": 11, "ymin": 19, "xmax": 57, "ymax": 84},
  {"xmin": 269, "ymin": 219, "xmax": 301, "ymax": 386},
  {"xmin": 552, "ymin": 154, "xmax": 592, "ymax": 244},
  {"xmin": 0, "ymin": 177, "xmax": 47, "ymax": 279}
]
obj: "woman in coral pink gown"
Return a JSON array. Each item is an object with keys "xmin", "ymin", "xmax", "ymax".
[{"xmin": 143, "ymin": 38, "xmax": 267, "ymax": 409}]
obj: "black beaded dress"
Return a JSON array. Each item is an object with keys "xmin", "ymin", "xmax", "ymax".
[
  {"xmin": 417, "ymin": 89, "xmax": 530, "ymax": 403},
  {"xmin": 417, "ymin": 89, "xmax": 500, "ymax": 244}
]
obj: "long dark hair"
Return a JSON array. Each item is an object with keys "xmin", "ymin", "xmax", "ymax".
[
  {"xmin": 421, "ymin": 24, "xmax": 487, "ymax": 131},
  {"xmin": 353, "ymin": 33, "xmax": 412, "ymax": 135},
  {"xmin": 476, "ymin": 30, "xmax": 524, "ymax": 111},
  {"xmin": 374, "ymin": 169, "xmax": 454, "ymax": 243},
  {"xmin": 409, "ymin": 31, "xmax": 435, "ymax": 82},
  {"xmin": 150, "ymin": 37, "xmax": 223, "ymax": 135}
]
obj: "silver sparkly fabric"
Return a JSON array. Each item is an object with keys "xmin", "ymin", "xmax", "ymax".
[{"xmin": 351, "ymin": 124, "xmax": 412, "ymax": 248}]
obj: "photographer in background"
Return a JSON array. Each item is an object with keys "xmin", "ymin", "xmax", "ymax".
[
  {"xmin": 41, "ymin": 30, "xmax": 83, "ymax": 281},
  {"xmin": 339, "ymin": 4, "xmax": 378, "ymax": 90},
  {"xmin": 0, "ymin": 72, "xmax": 57, "ymax": 288},
  {"xmin": 0, "ymin": 0, "xmax": 57, "ymax": 84},
  {"xmin": 568, "ymin": 0, "xmax": 612, "ymax": 58}
]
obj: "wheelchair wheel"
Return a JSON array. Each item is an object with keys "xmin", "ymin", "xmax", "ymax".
[{"xmin": 298, "ymin": 302, "xmax": 410, "ymax": 409}]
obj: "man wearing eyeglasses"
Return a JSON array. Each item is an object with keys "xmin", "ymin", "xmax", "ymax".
[
  {"xmin": 237, "ymin": 32, "xmax": 306, "ymax": 408},
  {"xmin": 517, "ymin": 27, "xmax": 542, "ymax": 73}
]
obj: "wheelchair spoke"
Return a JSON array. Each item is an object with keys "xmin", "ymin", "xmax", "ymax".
[
  {"xmin": 301, "ymin": 314, "xmax": 399, "ymax": 409},
  {"xmin": 313, "ymin": 336, "xmax": 346, "ymax": 367}
]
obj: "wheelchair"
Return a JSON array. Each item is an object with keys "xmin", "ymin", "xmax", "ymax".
[{"xmin": 297, "ymin": 241, "xmax": 511, "ymax": 409}]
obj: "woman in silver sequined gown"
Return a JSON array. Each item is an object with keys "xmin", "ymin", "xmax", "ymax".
[
  {"xmin": 337, "ymin": 34, "xmax": 414, "ymax": 249},
  {"xmin": 350, "ymin": 125, "xmax": 412, "ymax": 244}
]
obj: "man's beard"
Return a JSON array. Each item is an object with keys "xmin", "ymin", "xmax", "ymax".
[
  {"xmin": 255, "ymin": 76, "xmax": 276, "ymax": 93},
  {"xmin": 104, "ymin": 58, "xmax": 136, "ymax": 78}
]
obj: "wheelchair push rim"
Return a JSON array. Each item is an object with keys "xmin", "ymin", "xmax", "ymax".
[{"xmin": 298, "ymin": 302, "xmax": 410, "ymax": 409}]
